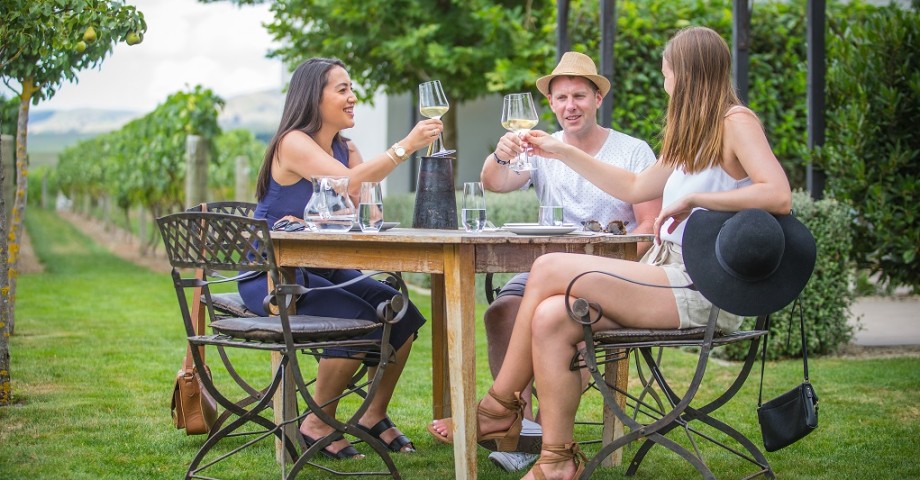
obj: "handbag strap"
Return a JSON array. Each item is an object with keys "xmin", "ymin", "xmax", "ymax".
[
  {"xmin": 184, "ymin": 203, "xmax": 209, "ymax": 372},
  {"xmin": 758, "ymin": 297, "xmax": 809, "ymax": 406}
]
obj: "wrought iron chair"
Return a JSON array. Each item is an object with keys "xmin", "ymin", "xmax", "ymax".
[
  {"xmin": 565, "ymin": 271, "xmax": 773, "ymax": 479},
  {"xmin": 158, "ymin": 211, "xmax": 408, "ymax": 479}
]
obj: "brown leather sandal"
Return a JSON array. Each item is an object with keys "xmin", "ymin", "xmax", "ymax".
[
  {"xmin": 532, "ymin": 443, "xmax": 587, "ymax": 480},
  {"xmin": 426, "ymin": 388, "xmax": 541, "ymax": 453}
]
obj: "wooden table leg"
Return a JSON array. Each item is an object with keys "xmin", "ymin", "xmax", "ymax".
[
  {"xmin": 431, "ymin": 273, "xmax": 450, "ymax": 419},
  {"xmin": 273, "ymin": 352, "xmax": 298, "ymax": 464},
  {"xmin": 601, "ymin": 348, "xmax": 629, "ymax": 467},
  {"xmin": 443, "ymin": 244, "xmax": 477, "ymax": 480}
]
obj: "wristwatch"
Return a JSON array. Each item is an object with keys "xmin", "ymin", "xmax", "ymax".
[
  {"xmin": 391, "ymin": 143, "xmax": 408, "ymax": 162},
  {"xmin": 494, "ymin": 150, "xmax": 510, "ymax": 165}
]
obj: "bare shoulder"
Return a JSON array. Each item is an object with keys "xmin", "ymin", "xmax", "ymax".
[{"xmin": 724, "ymin": 105, "xmax": 761, "ymax": 124}]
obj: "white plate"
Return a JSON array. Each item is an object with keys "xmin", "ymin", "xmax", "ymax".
[
  {"xmin": 502, "ymin": 224, "xmax": 578, "ymax": 235},
  {"xmin": 349, "ymin": 221, "xmax": 400, "ymax": 232}
]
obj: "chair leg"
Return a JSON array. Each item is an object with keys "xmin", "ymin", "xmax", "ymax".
[
  {"xmin": 624, "ymin": 346, "xmax": 773, "ymax": 479},
  {"xmin": 188, "ymin": 356, "xmax": 298, "ymax": 478},
  {"xmin": 286, "ymin": 343, "xmax": 401, "ymax": 479}
]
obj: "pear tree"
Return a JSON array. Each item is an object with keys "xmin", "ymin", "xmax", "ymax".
[{"xmin": 0, "ymin": 0, "xmax": 146, "ymax": 406}]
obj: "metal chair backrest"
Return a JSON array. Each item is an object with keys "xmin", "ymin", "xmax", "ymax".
[
  {"xmin": 159, "ymin": 211, "xmax": 275, "ymax": 275},
  {"xmin": 185, "ymin": 201, "xmax": 257, "ymax": 217}
]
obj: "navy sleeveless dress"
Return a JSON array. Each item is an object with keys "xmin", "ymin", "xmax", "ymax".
[{"xmin": 238, "ymin": 139, "xmax": 426, "ymax": 361}]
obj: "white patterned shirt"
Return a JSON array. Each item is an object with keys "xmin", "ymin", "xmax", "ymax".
[{"xmin": 528, "ymin": 129, "xmax": 657, "ymax": 232}]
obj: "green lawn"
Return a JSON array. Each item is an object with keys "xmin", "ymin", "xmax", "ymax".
[{"xmin": 2, "ymin": 207, "xmax": 919, "ymax": 479}]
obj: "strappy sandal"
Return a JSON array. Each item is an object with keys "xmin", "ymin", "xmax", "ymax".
[
  {"xmin": 532, "ymin": 443, "xmax": 587, "ymax": 480},
  {"xmin": 301, "ymin": 432, "xmax": 364, "ymax": 460},
  {"xmin": 426, "ymin": 388, "xmax": 541, "ymax": 453},
  {"xmin": 357, "ymin": 416, "xmax": 416, "ymax": 453}
]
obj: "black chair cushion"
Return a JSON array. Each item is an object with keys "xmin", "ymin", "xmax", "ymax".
[
  {"xmin": 209, "ymin": 293, "xmax": 258, "ymax": 318},
  {"xmin": 211, "ymin": 316, "xmax": 381, "ymax": 343},
  {"xmin": 593, "ymin": 327, "xmax": 709, "ymax": 344}
]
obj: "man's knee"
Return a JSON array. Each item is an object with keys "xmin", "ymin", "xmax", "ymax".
[{"xmin": 484, "ymin": 295, "xmax": 522, "ymax": 332}]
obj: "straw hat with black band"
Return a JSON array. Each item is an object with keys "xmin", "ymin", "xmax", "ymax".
[
  {"xmin": 682, "ymin": 208, "xmax": 817, "ymax": 317},
  {"xmin": 536, "ymin": 51, "xmax": 611, "ymax": 98}
]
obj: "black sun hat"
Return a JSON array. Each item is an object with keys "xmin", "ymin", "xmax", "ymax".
[{"xmin": 683, "ymin": 209, "xmax": 817, "ymax": 317}]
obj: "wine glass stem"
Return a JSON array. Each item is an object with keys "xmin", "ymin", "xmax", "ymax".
[
  {"xmin": 518, "ymin": 132, "xmax": 528, "ymax": 165},
  {"xmin": 427, "ymin": 133, "xmax": 446, "ymax": 156}
]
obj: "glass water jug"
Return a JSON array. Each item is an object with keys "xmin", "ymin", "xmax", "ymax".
[{"xmin": 303, "ymin": 176, "xmax": 355, "ymax": 232}]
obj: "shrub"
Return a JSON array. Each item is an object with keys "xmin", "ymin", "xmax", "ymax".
[
  {"xmin": 816, "ymin": 3, "xmax": 920, "ymax": 293},
  {"xmin": 722, "ymin": 191, "xmax": 856, "ymax": 360}
]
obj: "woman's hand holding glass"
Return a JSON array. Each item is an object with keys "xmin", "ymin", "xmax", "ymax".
[
  {"xmin": 419, "ymin": 80, "xmax": 455, "ymax": 156},
  {"xmin": 404, "ymin": 118, "xmax": 444, "ymax": 153},
  {"xmin": 520, "ymin": 130, "xmax": 569, "ymax": 160}
]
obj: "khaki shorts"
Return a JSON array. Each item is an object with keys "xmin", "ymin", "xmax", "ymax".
[{"xmin": 641, "ymin": 241, "xmax": 743, "ymax": 333}]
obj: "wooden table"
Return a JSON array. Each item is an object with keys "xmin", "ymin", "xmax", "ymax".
[{"xmin": 270, "ymin": 227, "xmax": 652, "ymax": 479}]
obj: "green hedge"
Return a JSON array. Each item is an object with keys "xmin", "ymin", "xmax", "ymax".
[
  {"xmin": 722, "ymin": 191, "xmax": 856, "ymax": 360},
  {"xmin": 815, "ymin": 3, "xmax": 920, "ymax": 292}
]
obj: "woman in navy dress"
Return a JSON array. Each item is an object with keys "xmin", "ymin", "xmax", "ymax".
[{"xmin": 239, "ymin": 57, "xmax": 441, "ymax": 457}]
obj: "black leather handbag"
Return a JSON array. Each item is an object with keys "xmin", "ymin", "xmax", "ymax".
[{"xmin": 757, "ymin": 299, "xmax": 819, "ymax": 452}]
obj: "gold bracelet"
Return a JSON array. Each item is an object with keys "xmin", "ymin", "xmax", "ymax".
[{"xmin": 385, "ymin": 149, "xmax": 399, "ymax": 166}]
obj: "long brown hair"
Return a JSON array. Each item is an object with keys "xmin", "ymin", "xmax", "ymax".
[
  {"xmin": 255, "ymin": 58, "xmax": 347, "ymax": 200},
  {"xmin": 659, "ymin": 26, "xmax": 741, "ymax": 174}
]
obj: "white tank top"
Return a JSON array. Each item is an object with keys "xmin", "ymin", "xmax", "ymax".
[{"xmin": 659, "ymin": 165, "xmax": 752, "ymax": 245}]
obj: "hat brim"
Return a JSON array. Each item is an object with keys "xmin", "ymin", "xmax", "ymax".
[
  {"xmin": 536, "ymin": 73, "xmax": 611, "ymax": 99},
  {"xmin": 683, "ymin": 210, "xmax": 817, "ymax": 317}
]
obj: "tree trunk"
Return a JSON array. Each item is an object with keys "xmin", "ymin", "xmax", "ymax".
[
  {"xmin": 0, "ymin": 133, "xmax": 11, "ymax": 406},
  {"xmin": 8, "ymin": 78, "xmax": 38, "ymax": 336},
  {"xmin": 443, "ymin": 107, "xmax": 459, "ymax": 184}
]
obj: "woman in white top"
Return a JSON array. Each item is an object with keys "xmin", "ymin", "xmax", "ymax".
[{"xmin": 428, "ymin": 26, "xmax": 792, "ymax": 480}]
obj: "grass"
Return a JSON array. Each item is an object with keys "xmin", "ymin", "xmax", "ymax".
[{"xmin": 2, "ymin": 207, "xmax": 919, "ymax": 479}]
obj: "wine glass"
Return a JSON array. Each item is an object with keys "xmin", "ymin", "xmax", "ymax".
[
  {"xmin": 500, "ymin": 92, "xmax": 539, "ymax": 171},
  {"xmin": 419, "ymin": 80, "xmax": 455, "ymax": 156}
]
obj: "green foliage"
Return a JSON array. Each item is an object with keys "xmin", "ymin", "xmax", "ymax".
[
  {"xmin": 722, "ymin": 191, "xmax": 856, "ymax": 360},
  {"xmin": 54, "ymin": 86, "xmax": 224, "ymax": 216},
  {"xmin": 210, "ymin": 129, "xmax": 265, "ymax": 201},
  {"xmin": 815, "ymin": 3, "xmax": 920, "ymax": 292},
  {"xmin": 257, "ymin": 0, "xmax": 551, "ymax": 104},
  {"xmin": 0, "ymin": 95, "xmax": 17, "ymax": 135},
  {"xmin": 0, "ymin": 0, "xmax": 147, "ymax": 104}
]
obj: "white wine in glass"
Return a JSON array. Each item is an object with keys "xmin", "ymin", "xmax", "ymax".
[
  {"xmin": 501, "ymin": 92, "xmax": 539, "ymax": 171},
  {"xmin": 419, "ymin": 80, "xmax": 454, "ymax": 156},
  {"xmin": 420, "ymin": 105, "xmax": 449, "ymax": 119}
]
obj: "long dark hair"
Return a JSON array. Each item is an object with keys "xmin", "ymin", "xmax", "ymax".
[{"xmin": 255, "ymin": 57, "xmax": 347, "ymax": 200}]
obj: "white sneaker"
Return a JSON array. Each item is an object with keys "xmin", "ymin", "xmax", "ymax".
[
  {"xmin": 489, "ymin": 451, "xmax": 540, "ymax": 472},
  {"xmin": 487, "ymin": 420, "xmax": 542, "ymax": 472},
  {"xmin": 520, "ymin": 418, "xmax": 542, "ymax": 436}
]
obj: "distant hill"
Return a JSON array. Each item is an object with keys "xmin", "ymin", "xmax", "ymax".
[{"xmin": 27, "ymin": 89, "xmax": 284, "ymax": 162}]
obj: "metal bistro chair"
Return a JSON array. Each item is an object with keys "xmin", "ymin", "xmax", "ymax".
[
  {"xmin": 158, "ymin": 211, "xmax": 409, "ymax": 479},
  {"xmin": 565, "ymin": 272, "xmax": 773, "ymax": 479}
]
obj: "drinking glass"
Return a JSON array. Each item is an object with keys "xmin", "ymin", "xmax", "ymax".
[
  {"xmin": 501, "ymin": 92, "xmax": 539, "ymax": 172},
  {"xmin": 539, "ymin": 184, "xmax": 564, "ymax": 226},
  {"xmin": 461, "ymin": 182, "xmax": 487, "ymax": 233},
  {"xmin": 357, "ymin": 181, "xmax": 384, "ymax": 232},
  {"xmin": 419, "ymin": 80, "xmax": 455, "ymax": 156}
]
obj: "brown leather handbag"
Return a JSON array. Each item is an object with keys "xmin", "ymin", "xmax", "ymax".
[
  {"xmin": 171, "ymin": 205, "xmax": 218, "ymax": 435},
  {"xmin": 171, "ymin": 343, "xmax": 217, "ymax": 434}
]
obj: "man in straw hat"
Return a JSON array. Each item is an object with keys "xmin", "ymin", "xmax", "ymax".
[{"xmin": 477, "ymin": 51, "xmax": 661, "ymax": 472}]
